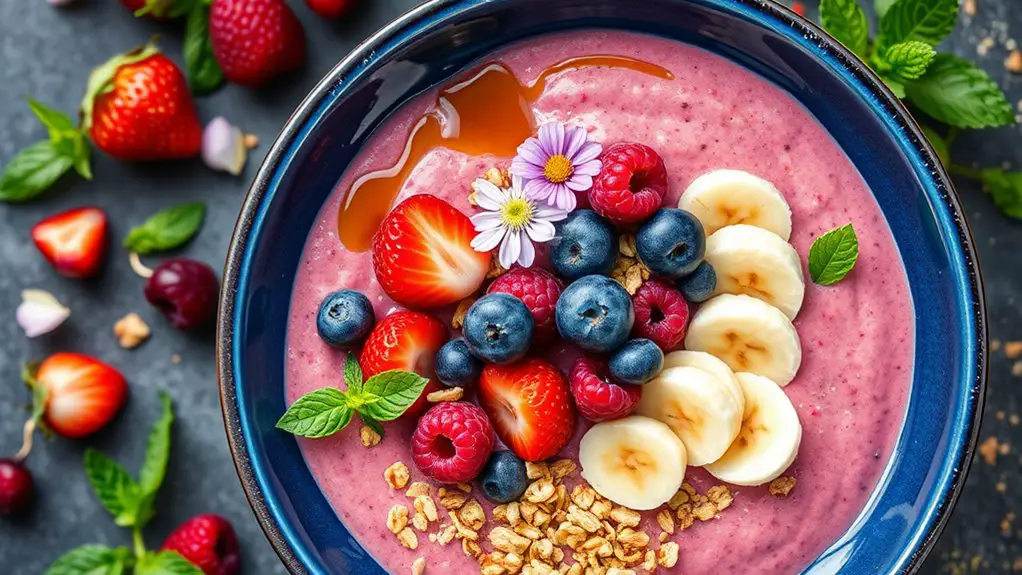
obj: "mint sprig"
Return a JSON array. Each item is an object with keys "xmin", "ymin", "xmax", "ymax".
[
  {"xmin": 874, "ymin": 0, "xmax": 958, "ymax": 55},
  {"xmin": 808, "ymin": 224, "xmax": 860, "ymax": 286},
  {"xmin": 46, "ymin": 393, "xmax": 204, "ymax": 575},
  {"xmin": 820, "ymin": 0, "xmax": 869, "ymax": 59},
  {"xmin": 277, "ymin": 354, "xmax": 429, "ymax": 439},
  {"xmin": 124, "ymin": 203, "xmax": 206, "ymax": 254},
  {"xmin": 0, "ymin": 99, "xmax": 91, "ymax": 202},
  {"xmin": 903, "ymin": 54, "xmax": 1016, "ymax": 130}
]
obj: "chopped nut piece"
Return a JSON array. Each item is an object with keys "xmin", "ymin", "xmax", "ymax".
[
  {"xmin": 427, "ymin": 387, "xmax": 464, "ymax": 403},
  {"xmin": 657, "ymin": 542, "xmax": 679, "ymax": 568},
  {"xmin": 452, "ymin": 297, "xmax": 477, "ymax": 329},
  {"xmin": 963, "ymin": 0, "xmax": 976, "ymax": 15},
  {"xmin": 526, "ymin": 462, "xmax": 551, "ymax": 479},
  {"xmin": 707, "ymin": 485, "xmax": 733, "ymax": 511},
  {"xmin": 550, "ymin": 459, "xmax": 577, "ymax": 480},
  {"xmin": 412, "ymin": 513, "xmax": 429, "ymax": 531},
  {"xmin": 769, "ymin": 476, "xmax": 797, "ymax": 498},
  {"xmin": 457, "ymin": 483, "xmax": 473, "ymax": 493},
  {"xmin": 624, "ymin": 265, "xmax": 644, "ymax": 294},
  {"xmin": 643, "ymin": 549, "xmax": 657, "ymax": 573},
  {"xmin": 658, "ymin": 531, "xmax": 668, "ymax": 543},
  {"xmin": 1008, "ymin": 51, "xmax": 1022, "ymax": 74},
  {"xmin": 610, "ymin": 507, "xmax": 641, "ymax": 528},
  {"xmin": 675, "ymin": 504, "xmax": 695, "ymax": 531},
  {"xmin": 1006, "ymin": 342, "xmax": 1022, "ymax": 358},
  {"xmin": 405, "ymin": 482, "xmax": 431, "ymax": 498},
  {"xmin": 411, "ymin": 557, "xmax": 426, "ymax": 575},
  {"xmin": 491, "ymin": 526, "xmax": 532, "ymax": 554},
  {"xmin": 397, "ymin": 527, "xmax": 418, "ymax": 550},
  {"xmin": 243, "ymin": 133, "xmax": 260, "ymax": 149},
  {"xmin": 655, "ymin": 510, "xmax": 675, "ymax": 534},
  {"xmin": 384, "ymin": 462, "xmax": 411, "ymax": 490},
  {"xmin": 360, "ymin": 425, "xmax": 382, "ymax": 447},
  {"xmin": 460, "ymin": 499, "xmax": 487, "ymax": 530},
  {"xmin": 414, "ymin": 495, "xmax": 439, "ymax": 522},
  {"xmin": 485, "ymin": 167, "xmax": 512, "ymax": 188},
  {"xmin": 619, "ymin": 235, "xmax": 637, "ymax": 257},
  {"xmin": 387, "ymin": 505, "xmax": 409, "ymax": 534},
  {"xmin": 692, "ymin": 501, "xmax": 717, "ymax": 521},
  {"xmin": 114, "ymin": 313, "xmax": 150, "ymax": 349},
  {"xmin": 463, "ymin": 537, "xmax": 482, "ymax": 558},
  {"xmin": 667, "ymin": 489, "xmax": 689, "ymax": 509}
]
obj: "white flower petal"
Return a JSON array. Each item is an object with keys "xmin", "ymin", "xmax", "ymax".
[
  {"xmin": 471, "ymin": 211, "xmax": 504, "ymax": 230},
  {"xmin": 518, "ymin": 235, "xmax": 536, "ymax": 267},
  {"xmin": 499, "ymin": 230, "xmax": 522, "ymax": 269},
  {"xmin": 472, "ymin": 226, "xmax": 506, "ymax": 252},
  {"xmin": 526, "ymin": 219, "xmax": 556, "ymax": 243},
  {"xmin": 472, "ymin": 179, "xmax": 507, "ymax": 210},
  {"xmin": 17, "ymin": 289, "xmax": 70, "ymax": 338},
  {"xmin": 533, "ymin": 204, "xmax": 569, "ymax": 221}
]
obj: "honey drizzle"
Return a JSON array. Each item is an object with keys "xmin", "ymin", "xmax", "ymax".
[{"xmin": 337, "ymin": 55, "xmax": 675, "ymax": 252}]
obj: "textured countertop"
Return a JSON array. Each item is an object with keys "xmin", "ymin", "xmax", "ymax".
[{"xmin": 0, "ymin": 0, "xmax": 1020, "ymax": 573}]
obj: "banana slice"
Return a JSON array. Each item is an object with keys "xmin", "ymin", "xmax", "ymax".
[
  {"xmin": 704, "ymin": 225, "xmax": 805, "ymax": 320},
  {"xmin": 662, "ymin": 350, "xmax": 744, "ymax": 412},
  {"xmin": 705, "ymin": 373, "xmax": 802, "ymax": 486},
  {"xmin": 684, "ymin": 294, "xmax": 802, "ymax": 386},
  {"xmin": 579, "ymin": 416, "xmax": 687, "ymax": 510},
  {"xmin": 635, "ymin": 366, "xmax": 743, "ymax": 466},
  {"xmin": 679, "ymin": 170, "xmax": 792, "ymax": 240}
]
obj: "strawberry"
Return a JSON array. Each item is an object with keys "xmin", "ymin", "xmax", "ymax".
[
  {"xmin": 305, "ymin": 0, "xmax": 358, "ymax": 19},
  {"xmin": 373, "ymin": 195, "xmax": 491, "ymax": 309},
  {"xmin": 478, "ymin": 359, "xmax": 576, "ymax": 462},
  {"xmin": 162, "ymin": 514, "xmax": 241, "ymax": 575},
  {"xmin": 82, "ymin": 44, "xmax": 202, "ymax": 162},
  {"xmin": 210, "ymin": 0, "xmax": 306, "ymax": 87},
  {"xmin": 26, "ymin": 353, "xmax": 128, "ymax": 438},
  {"xmin": 31, "ymin": 207, "xmax": 108, "ymax": 279},
  {"xmin": 360, "ymin": 311, "xmax": 449, "ymax": 419}
]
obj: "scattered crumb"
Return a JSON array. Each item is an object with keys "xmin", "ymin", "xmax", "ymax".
[
  {"xmin": 992, "ymin": 340, "xmax": 1002, "ymax": 352},
  {"xmin": 998, "ymin": 411, "xmax": 1006, "ymax": 421},
  {"xmin": 360, "ymin": 425, "xmax": 382, "ymax": 448},
  {"xmin": 385, "ymin": 462, "xmax": 411, "ymax": 490},
  {"xmin": 427, "ymin": 387, "xmax": 464, "ymax": 403},
  {"xmin": 114, "ymin": 313, "xmax": 151, "ymax": 349},
  {"xmin": 1005, "ymin": 341, "xmax": 1022, "ymax": 359},
  {"xmin": 769, "ymin": 476, "xmax": 797, "ymax": 498},
  {"xmin": 979, "ymin": 436, "xmax": 1001, "ymax": 465},
  {"xmin": 1007, "ymin": 50, "xmax": 1022, "ymax": 74},
  {"xmin": 997, "ymin": 481, "xmax": 1007, "ymax": 493},
  {"xmin": 1013, "ymin": 361, "xmax": 1022, "ymax": 377},
  {"xmin": 978, "ymin": 37, "xmax": 996, "ymax": 56},
  {"xmin": 411, "ymin": 557, "xmax": 426, "ymax": 575},
  {"xmin": 1010, "ymin": 414, "xmax": 1020, "ymax": 426},
  {"xmin": 963, "ymin": 0, "xmax": 976, "ymax": 16},
  {"xmin": 243, "ymin": 133, "xmax": 260, "ymax": 149},
  {"xmin": 171, "ymin": 354, "xmax": 181, "ymax": 364},
  {"xmin": 451, "ymin": 297, "xmax": 477, "ymax": 329}
]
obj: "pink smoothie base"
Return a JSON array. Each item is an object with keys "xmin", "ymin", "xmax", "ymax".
[{"xmin": 284, "ymin": 30, "xmax": 914, "ymax": 574}]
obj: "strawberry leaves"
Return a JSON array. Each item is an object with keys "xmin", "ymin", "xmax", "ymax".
[
  {"xmin": 183, "ymin": 0, "xmax": 225, "ymax": 94},
  {"xmin": 0, "ymin": 99, "xmax": 92, "ymax": 203},
  {"xmin": 276, "ymin": 354, "xmax": 429, "ymax": 439}
]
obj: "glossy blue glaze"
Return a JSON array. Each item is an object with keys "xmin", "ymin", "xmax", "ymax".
[{"xmin": 217, "ymin": 1, "xmax": 986, "ymax": 574}]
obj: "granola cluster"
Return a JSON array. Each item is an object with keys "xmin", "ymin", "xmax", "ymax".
[
  {"xmin": 611, "ymin": 235, "xmax": 651, "ymax": 295},
  {"xmin": 384, "ymin": 458, "xmax": 740, "ymax": 574}
]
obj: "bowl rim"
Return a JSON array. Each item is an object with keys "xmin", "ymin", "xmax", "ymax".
[{"xmin": 216, "ymin": 0, "xmax": 988, "ymax": 573}]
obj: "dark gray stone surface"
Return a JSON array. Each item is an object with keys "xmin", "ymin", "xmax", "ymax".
[{"xmin": 0, "ymin": 0, "xmax": 1019, "ymax": 573}]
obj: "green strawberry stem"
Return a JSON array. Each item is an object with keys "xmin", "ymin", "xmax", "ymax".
[{"xmin": 132, "ymin": 526, "xmax": 146, "ymax": 560}]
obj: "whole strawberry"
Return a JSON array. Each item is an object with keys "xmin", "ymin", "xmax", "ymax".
[
  {"xmin": 162, "ymin": 514, "xmax": 241, "ymax": 575},
  {"xmin": 83, "ymin": 44, "xmax": 202, "ymax": 161},
  {"xmin": 210, "ymin": 0, "xmax": 306, "ymax": 86}
]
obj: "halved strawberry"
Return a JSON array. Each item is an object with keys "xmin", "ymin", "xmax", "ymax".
[
  {"xmin": 26, "ymin": 353, "xmax": 128, "ymax": 438},
  {"xmin": 360, "ymin": 311, "xmax": 449, "ymax": 419},
  {"xmin": 31, "ymin": 207, "xmax": 108, "ymax": 279},
  {"xmin": 372, "ymin": 195, "xmax": 491, "ymax": 309},
  {"xmin": 478, "ymin": 359, "xmax": 576, "ymax": 462}
]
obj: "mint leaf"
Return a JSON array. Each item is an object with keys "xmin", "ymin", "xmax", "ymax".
[
  {"xmin": 875, "ymin": 0, "xmax": 897, "ymax": 19},
  {"xmin": 124, "ymin": 202, "xmax": 206, "ymax": 254},
  {"xmin": 136, "ymin": 551, "xmax": 204, "ymax": 575},
  {"xmin": 28, "ymin": 99, "xmax": 77, "ymax": 135},
  {"xmin": 83, "ymin": 449, "xmax": 143, "ymax": 527},
  {"xmin": 921, "ymin": 125, "xmax": 950, "ymax": 166},
  {"xmin": 809, "ymin": 224, "xmax": 860, "ymax": 286},
  {"xmin": 27, "ymin": 99, "xmax": 92, "ymax": 181},
  {"xmin": 136, "ymin": 392, "xmax": 174, "ymax": 527},
  {"xmin": 358, "ymin": 370, "xmax": 430, "ymax": 422},
  {"xmin": 904, "ymin": 54, "xmax": 1015, "ymax": 129},
  {"xmin": 183, "ymin": 2, "xmax": 224, "ymax": 95},
  {"xmin": 344, "ymin": 354, "xmax": 364, "ymax": 395},
  {"xmin": 45, "ymin": 545, "xmax": 132, "ymax": 575},
  {"xmin": 820, "ymin": 0, "xmax": 869, "ymax": 58},
  {"xmin": 876, "ymin": 0, "xmax": 959, "ymax": 54},
  {"xmin": 276, "ymin": 388, "xmax": 354, "ymax": 438},
  {"xmin": 0, "ymin": 140, "xmax": 74, "ymax": 202},
  {"xmin": 359, "ymin": 413, "xmax": 386, "ymax": 438},
  {"xmin": 981, "ymin": 170, "xmax": 1022, "ymax": 219},
  {"xmin": 880, "ymin": 41, "xmax": 936, "ymax": 81}
]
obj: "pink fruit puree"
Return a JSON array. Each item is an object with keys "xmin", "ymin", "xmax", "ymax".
[{"xmin": 285, "ymin": 30, "xmax": 913, "ymax": 574}]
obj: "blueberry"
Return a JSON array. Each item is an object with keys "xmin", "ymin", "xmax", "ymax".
[
  {"xmin": 463, "ymin": 293, "xmax": 534, "ymax": 364},
  {"xmin": 435, "ymin": 338, "xmax": 483, "ymax": 388},
  {"xmin": 636, "ymin": 209, "xmax": 705, "ymax": 279},
  {"xmin": 479, "ymin": 451, "xmax": 529, "ymax": 504},
  {"xmin": 609, "ymin": 338, "xmax": 665, "ymax": 385},
  {"xmin": 555, "ymin": 275, "xmax": 634, "ymax": 353},
  {"xmin": 547, "ymin": 210, "xmax": 617, "ymax": 281},
  {"xmin": 676, "ymin": 260, "xmax": 717, "ymax": 303},
  {"xmin": 316, "ymin": 290, "xmax": 375, "ymax": 348}
]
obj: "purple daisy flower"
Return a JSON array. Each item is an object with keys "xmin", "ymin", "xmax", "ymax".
[{"xmin": 510, "ymin": 122, "xmax": 602, "ymax": 212}]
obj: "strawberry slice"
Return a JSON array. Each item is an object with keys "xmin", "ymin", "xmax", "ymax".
[
  {"xmin": 478, "ymin": 359, "xmax": 576, "ymax": 461},
  {"xmin": 27, "ymin": 353, "xmax": 128, "ymax": 438},
  {"xmin": 372, "ymin": 195, "xmax": 491, "ymax": 309},
  {"xmin": 360, "ymin": 311, "xmax": 449, "ymax": 419},
  {"xmin": 31, "ymin": 207, "xmax": 108, "ymax": 279}
]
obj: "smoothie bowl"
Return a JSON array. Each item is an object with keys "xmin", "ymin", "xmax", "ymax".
[{"xmin": 217, "ymin": 1, "xmax": 986, "ymax": 574}]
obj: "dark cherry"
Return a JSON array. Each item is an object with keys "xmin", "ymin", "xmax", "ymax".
[
  {"xmin": 145, "ymin": 258, "xmax": 220, "ymax": 330},
  {"xmin": 0, "ymin": 459, "xmax": 34, "ymax": 517}
]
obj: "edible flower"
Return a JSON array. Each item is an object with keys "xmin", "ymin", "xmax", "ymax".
[
  {"xmin": 16, "ymin": 289, "xmax": 70, "ymax": 338},
  {"xmin": 470, "ymin": 175, "xmax": 568, "ymax": 269},
  {"xmin": 511, "ymin": 122, "xmax": 602, "ymax": 211}
]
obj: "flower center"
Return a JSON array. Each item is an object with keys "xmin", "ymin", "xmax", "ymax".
[
  {"xmin": 501, "ymin": 198, "xmax": 534, "ymax": 230},
  {"xmin": 543, "ymin": 154, "xmax": 574, "ymax": 184}
]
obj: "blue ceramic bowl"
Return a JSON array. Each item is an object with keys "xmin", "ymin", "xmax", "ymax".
[{"xmin": 217, "ymin": 0, "xmax": 987, "ymax": 573}]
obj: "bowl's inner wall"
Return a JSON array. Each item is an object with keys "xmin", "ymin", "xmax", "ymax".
[{"xmin": 231, "ymin": 1, "xmax": 977, "ymax": 573}]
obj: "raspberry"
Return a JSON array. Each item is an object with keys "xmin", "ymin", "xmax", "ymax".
[
  {"xmin": 487, "ymin": 267, "xmax": 563, "ymax": 345},
  {"xmin": 412, "ymin": 402, "xmax": 496, "ymax": 482},
  {"xmin": 569, "ymin": 357, "xmax": 642, "ymax": 422},
  {"xmin": 631, "ymin": 280, "xmax": 690, "ymax": 351},
  {"xmin": 161, "ymin": 514, "xmax": 241, "ymax": 575},
  {"xmin": 589, "ymin": 143, "xmax": 668, "ymax": 224}
]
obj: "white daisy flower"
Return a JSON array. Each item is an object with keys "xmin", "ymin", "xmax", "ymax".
[{"xmin": 469, "ymin": 175, "xmax": 568, "ymax": 269}]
